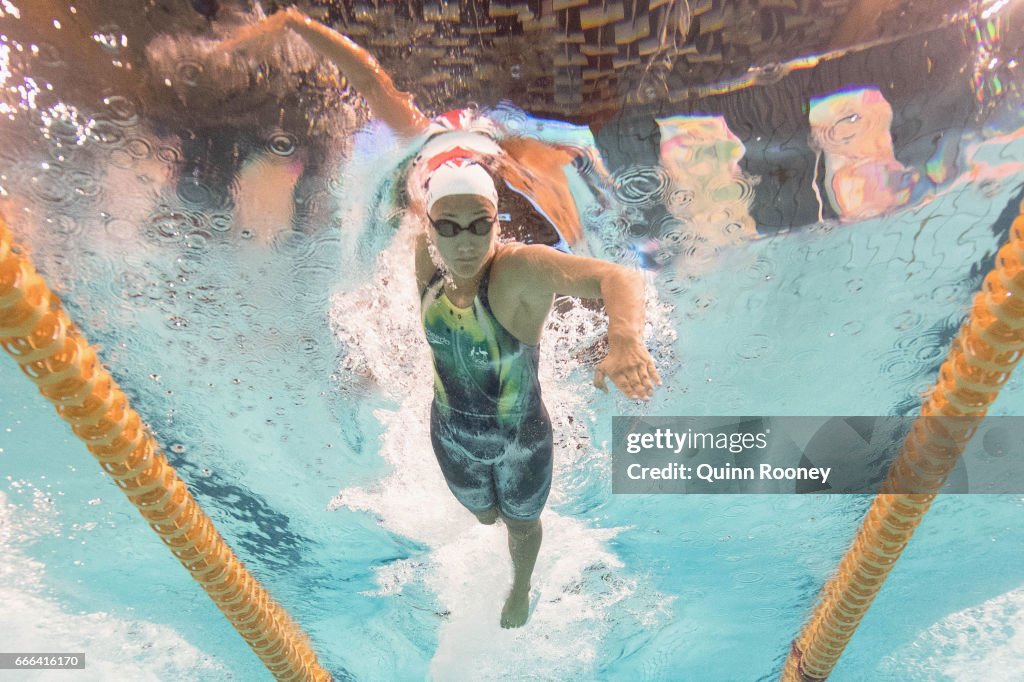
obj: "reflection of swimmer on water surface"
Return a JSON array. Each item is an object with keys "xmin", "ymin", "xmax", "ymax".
[
  {"xmin": 0, "ymin": 0, "xmax": 370, "ymax": 244},
  {"xmin": 218, "ymin": 8, "xmax": 595, "ymax": 252},
  {"xmin": 809, "ymin": 88, "xmax": 926, "ymax": 223},
  {"xmin": 220, "ymin": 8, "xmax": 662, "ymax": 630}
]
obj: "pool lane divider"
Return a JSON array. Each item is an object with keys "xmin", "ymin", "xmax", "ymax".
[
  {"xmin": 782, "ymin": 197, "xmax": 1024, "ymax": 681},
  {"xmin": 0, "ymin": 215, "xmax": 331, "ymax": 682}
]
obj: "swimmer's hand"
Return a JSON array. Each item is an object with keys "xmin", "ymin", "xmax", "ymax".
[{"xmin": 593, "ymin": 339, "xmax": 661, "ymax": 401}]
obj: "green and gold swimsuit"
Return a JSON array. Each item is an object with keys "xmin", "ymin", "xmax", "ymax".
[{"xmin": 420, "ymin": 259, "xmax": 552, "ymax": 521}]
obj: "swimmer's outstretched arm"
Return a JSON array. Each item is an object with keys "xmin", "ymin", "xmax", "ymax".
[
  {"xmin": 218, "ymin": 8, "xmax": 430, "ymax": 137},
  {"xmin": 503, "ymin": 246, "xmax": 661, "ymax": 400}
]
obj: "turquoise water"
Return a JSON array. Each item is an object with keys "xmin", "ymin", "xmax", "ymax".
[
  {"xmin": 3, "ymin": 135, "xmax": 1024, "ymax": 678},
  {"xmin": 3, "ymin": 5, "xmax": 1024, "ymax": 681}
]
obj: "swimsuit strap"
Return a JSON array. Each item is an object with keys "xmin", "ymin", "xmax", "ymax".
[
  {"xmin": 420, "ymin": 266, "xmax": 448, "ymax": 303},
  {"xmin": 476, "ymin": 258, "xmax": 496, "ymax": 317},
  {"xmin": 426, "ymin": 267, "xmax": 445, "ymax": 291}
]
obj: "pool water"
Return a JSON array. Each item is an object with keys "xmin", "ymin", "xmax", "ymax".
[{"xmin": 2, "ymin": 3, "xmax": 1024, "ymax": 681}]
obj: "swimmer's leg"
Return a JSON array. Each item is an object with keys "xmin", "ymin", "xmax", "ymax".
[
  {"xmin": 493, "ymin": 406, "xmax": 553, "ymax": 628},
  {"xmin": 474, "ymin": 507, "xmax": 500, "ymax": 525},
  {"xmin": 429, "ymin": 402, "xmax": 500, "ymax": 516},
  {"xmin": 501, "ymin": 515, "xmax": 542, "ymax": 629}
]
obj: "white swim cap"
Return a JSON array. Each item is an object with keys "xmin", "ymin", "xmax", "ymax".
[
  {"xmin": 411, "ymin": 129, "xmax": 503, "ymax": 212},
  {"xmin": 425, "ymin": 158, "xmax": 498, "ymax": 213}
]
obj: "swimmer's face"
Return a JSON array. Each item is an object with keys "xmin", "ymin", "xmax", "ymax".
[{"xmin": 427, "ymin": 194, "xmax": 498, "ymax": 279}]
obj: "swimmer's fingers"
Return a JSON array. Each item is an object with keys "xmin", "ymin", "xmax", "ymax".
[
  {"xmin": 617, "ymin": 367, "xmax": 647, "ymax": 400},
  {"xmin": 633, "ymin": 365, "xmax": 657, "ymax": 399},
  {"xmin": 596, "ymin": 364, "xmax": 640, "ymax": 399},
  {"xmin": 624, "ymin": 351, "xmax": 661, "ymax": 400},
  {"xmin": 596, "ymin": 354, "xmax": 656, "ymax": 400},
  {"xmin": 631, "ymin": 368, "xmax": 656, "ymax": 401},
  {"xmin": 646, "ymin": 356, "xmax": 662, "ymax": 386},
  {"xmin": 612, "ymin": 367, "xmax": 650, "ymax": 401},
  {"xmin": 637, "ymin": 358, "xmax": 662, "ymax": 397}
]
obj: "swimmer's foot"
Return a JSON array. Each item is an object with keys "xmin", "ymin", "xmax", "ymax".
[{"xmin": 500, "ymin": 584, "xmax": 531, "ymax": 628}]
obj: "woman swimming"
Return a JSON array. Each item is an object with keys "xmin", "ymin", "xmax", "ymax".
[{"xmin": 222, "ymin": 8, "xmax": 661, "ymax": 628}]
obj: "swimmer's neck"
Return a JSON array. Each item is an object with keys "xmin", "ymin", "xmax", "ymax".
[
  {"xmin": 445, "ymin": 250, "xmax": 497, "ymax": 294},
  {"xmin": 444, "ymin": 271, "xmax": 485, "ymax": 302}
]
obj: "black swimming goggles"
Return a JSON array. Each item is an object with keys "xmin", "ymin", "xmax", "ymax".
[{"xmin": 428, "ymin": 214, "xmax": 496, "ymax": 237}]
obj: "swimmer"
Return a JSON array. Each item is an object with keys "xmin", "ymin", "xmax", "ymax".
[{"xmin": 221, "ymin": 8, "xmax": 661, "ymax": 628}]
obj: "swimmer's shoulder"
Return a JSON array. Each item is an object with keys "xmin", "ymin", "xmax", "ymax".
[
  {"xmin": 490, "ymin": 242, "xmax": 557, "ymax": 307},
  {"xmin": 491, "ymin": 241, "xmax": 526, "ymax": 272},
  {"xmin": 492, "ymin": 241, "xmax": 551, "ymax": 269}
]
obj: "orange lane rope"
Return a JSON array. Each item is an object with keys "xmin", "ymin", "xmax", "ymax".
[
  {"xmin": 0, "ymin": 215, "xmax": 330, "ymax": 682},
  {"xmin": 782, "ymin": 198, "xmax": 1024, "ymax": 681}
]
